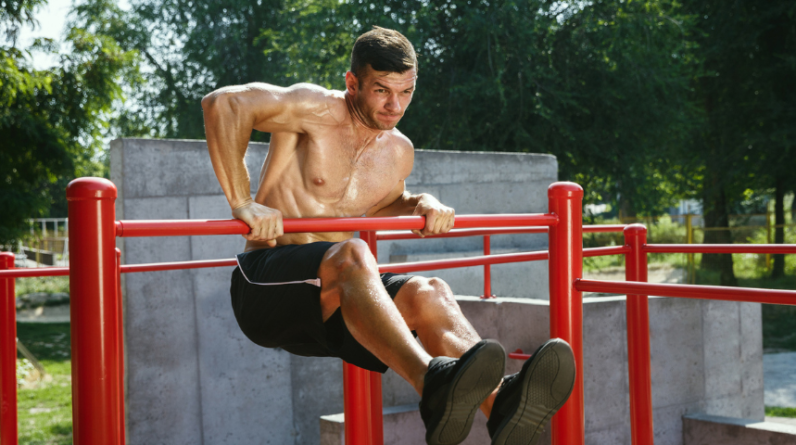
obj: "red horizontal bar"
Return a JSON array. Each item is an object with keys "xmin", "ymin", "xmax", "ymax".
[
  {"xmin": 376, "ymin": 227, "xmax": 549, "ymax": 241},
  {"xmin": 376, "ymin": 224, "xmax": 625, "ymax": 240},
  {"xmin": 583, "ymin": 225, "xmax": 626, "ymax": 233},
  {"xmin": 574, "ymin": 279, "xmax": 796, "ymax": 306},
  {"xmin": 583, "ymin": 246, "xmax": 631, "ymax": 257},
  {"xmin": 379, "ymin": 250, "xmax": 550, "ymax": 274},
  {"xmin": 121, "ymin": 259, "xmax": 237, "ymax": 274},
  {"xmin": 644, "ymin": 244, "xmax": 796, "ymax": 254},
  {"xmin": 116, "ymin": 214, "xmax": 559, "ymax": 238},
  {"xmin": 0, "ymin": 267, "xmax": 69, "ymax": 278}
]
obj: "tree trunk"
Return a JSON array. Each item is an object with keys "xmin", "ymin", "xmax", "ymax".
[
  {"xmin": 700, "ymin": 161, "xmax": 737, "ymax": 286},
  {"xmin": 772, "ymin": 176, "xmax": 786, "ymax": 279}
]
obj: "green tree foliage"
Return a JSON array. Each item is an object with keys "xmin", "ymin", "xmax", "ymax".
[
  {"xmin": 99, "ymin": 0, "xmax": 699, "ymax": 214},
  {"xmin": 0, "ymin": 0, "xmax": 140, "ymax": 243},
  {"xmin": 681, "ymin": 0, "xmax": 796, "ymax": 284}
]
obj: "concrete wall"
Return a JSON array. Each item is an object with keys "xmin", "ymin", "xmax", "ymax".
[
  {"xmin": 683, "ymin": 413, "xmax": 796, "ymax": 444},
  {"xmin": 110, "ymin": 138, "xmax": 556, "ymax": 445}
]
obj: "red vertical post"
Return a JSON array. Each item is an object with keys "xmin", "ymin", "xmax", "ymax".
[
  {"xmin": 0, "ymin": 252, "xmax": 18, "ymax": 445},
  {"xmin": 624, "ymin": 225, "xmax": 654, "ymax": 445},
  {"xmin": 481, "ymin": 235, "xmax": 495, "ymax": 299},
  {"xmin": 547, "ymin": 182, "xmax": 584, "ymax": 445},
  {"xmin": 67, "ymin": 177, "xmax": 122, "ymax": 445},
  {"xmin": 343, "ymin": 362, "xmax": 372, "ymax": 445},
  {"xmin": 115, "ymin": 248, "xmax": 126, "ymax": 445}
]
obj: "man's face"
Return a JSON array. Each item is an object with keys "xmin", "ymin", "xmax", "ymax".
[{"xmin": 347, "ymin": 65, "xmax": 417, "ymax": 130}]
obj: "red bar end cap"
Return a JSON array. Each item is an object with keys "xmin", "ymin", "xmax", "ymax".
[
  {"xmin": 0, "ymin": 252, "xmax": 14, "ymax": 268},
  {"xmin": 547, "ymin": 182, "xmax": 583, "ymax": 199},
  {"xmin": 67, "ymin": 177, "xmax": 117, "ymax": 201}
]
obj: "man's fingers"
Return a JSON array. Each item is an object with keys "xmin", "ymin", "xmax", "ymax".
[{"xmin": 423, "ymin": 212, "xmax": 438, "ymax": 235}]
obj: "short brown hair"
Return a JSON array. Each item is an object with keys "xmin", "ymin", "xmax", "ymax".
[{"xmin": 350, "ymin": 26, "xmax": 417, "ymax": 77}]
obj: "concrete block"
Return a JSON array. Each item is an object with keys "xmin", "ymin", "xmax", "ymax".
[
  {"xmin": 194, "ymin": 267, "xmax": 295, "ymax": 444},
  {"xmin": 653, "ymin": 403, "xmax": 701, "ymax": 445},
  {"xmin": 124, "ymin": 269, "xmax": 203, "ymax": 445},
  {"xmin": 683, "ymin": 413, "xmax": 796, "ymax": 445},
  {"xmin": 319, "ymin": 404, "xmax": 550, "ymax": 445},
  {"xmin": 110, "ymin": 138, "xmax": 268, "ymax": 198},
  {"xmin": 291, "ymin": 356, "xmax": 344, "ymax": 445},
  {"xmin": 649, "ymin": 297, "xmax": 705, "ymax": 408},
  {"xmin": 407, "ymin": 150, "xmax": 557, "ymax": 187},
  {"xmin": 702, "ymin": 301, "xmax": 743, "ymax": 401},
  {"xmin": 583, "ymin": 297, "xmax": 629, "ymax": 431},
  {"xmin": 381, "ymin": 368, "xmax": 420, "ymax": 407},
  {"xmin": 188, "ymin": 195, "xmax": 246, "ymax": 260},
  {"xmin": 586, "ymin": 425, "xmax": 630, "ymax": 445}
]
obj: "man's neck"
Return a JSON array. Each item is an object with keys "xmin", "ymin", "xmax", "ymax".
[{"xmin": 344, "ymin": 91, "xmax": 384, "ymax": 139}]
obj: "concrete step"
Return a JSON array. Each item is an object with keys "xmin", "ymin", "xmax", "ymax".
[{"xmin": 319, "ymin": 403, "xmax": 551, "ymax": 445}]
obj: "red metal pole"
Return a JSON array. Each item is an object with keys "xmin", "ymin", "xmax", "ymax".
[
  {"xmin": 67, "ymin": 177, "xmax": 122, "ymax": 445},
  {"xmin": 481, "ymin": 235, "xmax": 495, "ymax": 299},
  {"xmin": 115, "ymin": 248, "xmax": 126, "ymax": 445},
  {"xmin": 624, "ymin": 225, "xmax": 654, "ymax": 445},
  {"xmin": 0, "ymin": 252, "xmax": 18, "ymax": 445},
  {"xmin": 362, "ymin": 231, "xmax": 384, "ymax": 445},
  {"xmin": 343, "ymin": 362, "xmax": 372, "ymax": 445},
  {"xmin": 547, "ymin": 182, "xmax": 584, "ymax": 445}
]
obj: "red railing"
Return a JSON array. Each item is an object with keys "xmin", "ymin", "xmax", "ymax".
[{"xmin": 1, "ymin": 176, "xmax": 794, "ymax": 445}]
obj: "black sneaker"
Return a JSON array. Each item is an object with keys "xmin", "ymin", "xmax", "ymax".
[
  {"xmin": 486, "ymin": 338, "xmax": 576, "ymax": 445},
  {"xmin": 420, "ymin": 339, "xmax": 506, "ymax": 445}
]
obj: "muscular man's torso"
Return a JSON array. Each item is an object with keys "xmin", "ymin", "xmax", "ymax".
[{"xmin": 245, "ymin": 90, "xmax": 413, "ymax": 251}]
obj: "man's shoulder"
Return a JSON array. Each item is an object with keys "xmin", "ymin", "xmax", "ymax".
[
  {"xmin": 285, "ymin": 83, "xmax": 348, "ymax": 123},
  {"xmin": 386, "ymin": 127, "xmax": 415, "ymax": 153}
]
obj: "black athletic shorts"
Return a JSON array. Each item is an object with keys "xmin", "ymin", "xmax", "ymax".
[{"xmin": 230, "ymin": 241, "xmax": 415, "ymax": 373}]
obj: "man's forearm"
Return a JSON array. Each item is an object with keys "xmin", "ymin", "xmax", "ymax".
[
  {"xmin": 370, "ymin": 191, "xmax": 427, "ymax": 217},
  {"xmin": 202, "ymin": 92, "xmax": 255, "ymax": 210}
]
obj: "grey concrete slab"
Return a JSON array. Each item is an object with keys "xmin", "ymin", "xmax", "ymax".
[
  {"xmin": 291, "ymin": 356, "xmax": 344, "ymax": 445},
  {"xmin": 124, "ymin": 270, "xmax": 203, "ymax": 445},
  {"xmin": 583, "ymin": 298, "xmax": 630, "ymax": 431},
  {"xmin": 194, "ymin": 267, "xmax": 295, "ymax": 445},
  {"xmin": 111, "ymin": 138, "xmax": 269, "ymax": 198},
  {"xmin": 683, "ymin": 412, "xmax": 796, "ymax": 445},
  {"xmin": 702, "ymin": 301, "xmax": 743, "ymax": 400},
  {"xmin": 649, "ymin": 297, "xmax": 705, "ymax": 408},
  {"xmin": 653, "ymin": 403, "xmax": 701, "ymax": 445},
  {"xmin": 381, "ymin": 368, "xmax": 420, "ymax": 407},
  {"xmin": 188, "ymin": 195, "xmax": 246, "ymax": 260},
  {"xmin": 764, "ymin": 352, "xmax": 796, "ymax": 408}
]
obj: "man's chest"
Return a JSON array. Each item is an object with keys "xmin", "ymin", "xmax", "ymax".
[{"xmin": 298, "ymin": 136, "xmax": 403, "ymax": 212}]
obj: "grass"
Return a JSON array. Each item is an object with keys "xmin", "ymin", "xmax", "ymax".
[
  {"xmin": 16, "ymin": 322, "xmax": 73, "ymax": 445},
  {"xmin": 766, "ymin": 406, "xmax": 796, "ymax": 418},
  {"xmin": 15, "ymin": 276, "xmax": 70, "ymax": 296}
]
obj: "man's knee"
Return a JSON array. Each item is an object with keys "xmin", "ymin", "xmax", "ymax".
[
  {"xmin": 404, "ymin": 276, "xmax": 457, "ymax": 310},
  {"xmin": 322, "ymin": 238, "xmax": 377, "ymax": 275}
]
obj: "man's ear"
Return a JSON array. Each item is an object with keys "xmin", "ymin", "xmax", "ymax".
[{"xmin": 345, "ymin": 71, "xmax": 358, "ymax": 95}]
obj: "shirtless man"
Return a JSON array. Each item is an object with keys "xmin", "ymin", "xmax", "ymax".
[{"xmin": 202, "ymin": 27, "xmax": 575, "ymax": 445}]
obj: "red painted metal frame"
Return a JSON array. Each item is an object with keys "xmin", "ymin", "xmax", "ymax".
[
  {"xmin": 67, "ymin": 177, "xmax": 123, "ymax": 445},
  {"xmin": 623, "ymin": 225, "xmax": 653, "ymax": 445},
  {"xmin": 116, "ymin": 214, "xmax": 559, "ymax": 238},
  {"xmin": 4, "ymin": 176, "xmax": 794, "ymax": 445},
  {"xmin": 575, "ymin": 279, "xmax": 796, "ymax": 305},
  {"xmin": 644, "ymin": 244, "xmax": 796, "ymax": 254},
  {"xmin": 481, "ymin": 235, "xmax": 496, "ymax": 299},
  {"xmin": 547, "ymin": 182, "xmax": 585, "ymax": 445},
  {"xmin": 1, "ymin": 252, "xmax": 18, "ymax": 445}
]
